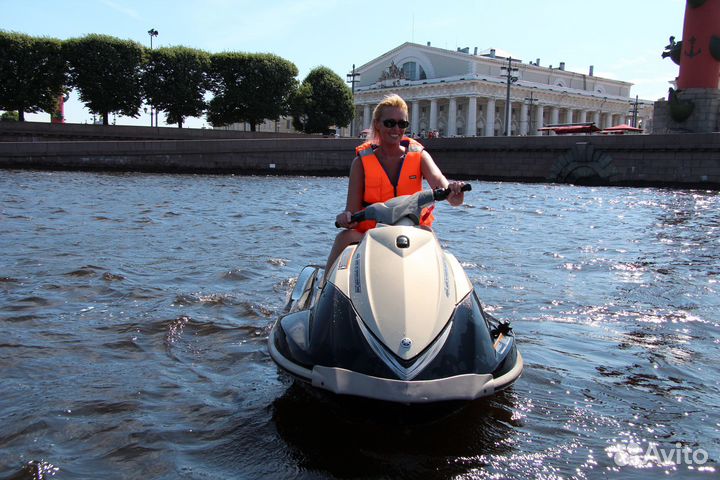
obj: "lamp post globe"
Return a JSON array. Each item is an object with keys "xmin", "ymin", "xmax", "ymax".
[{"xmin": 148, "ymin": 28, "xmax": 158, "ymax": 49}]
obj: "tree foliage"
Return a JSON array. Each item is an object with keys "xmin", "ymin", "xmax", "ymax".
[
  {"xmin": 64, "ymin": 34, "xmax": 144, "ymax": 125},
  {"xmin": 207, "ymin": 53, "xmax": 298, "ymax": 130},
  {"xmin": 0, "ymin": 30, "xmax": 67, "ymax": 121},
  {"xmin": 1, "ymin": 111, "xmax": 20, "ymax": 122},
  {"xmin": 143, "ymin": 46, "xmax": 211, "ymax": 128},
  {"xmin": 290, "ymin": 66, "xmax": 354, "ymax": 134}
]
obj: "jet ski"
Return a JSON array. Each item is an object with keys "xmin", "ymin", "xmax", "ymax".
[{"xmin": 268, "ymin": 185, "xmax": 523, "ymax": 404}]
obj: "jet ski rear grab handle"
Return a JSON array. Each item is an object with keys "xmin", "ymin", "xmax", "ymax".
[{"xmin": 335, "ymin": 184, "xmax": 472, "ymax": 228}]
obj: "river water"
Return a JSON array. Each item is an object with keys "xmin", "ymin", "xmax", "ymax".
[{"xmin": 1, "ymin": 170, "xmax": 718, "ymax": 479}]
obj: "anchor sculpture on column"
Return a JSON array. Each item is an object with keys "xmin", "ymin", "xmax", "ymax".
[{"xmin": 662, "ymin": 0, "xmax": 720, "ymax": 124}]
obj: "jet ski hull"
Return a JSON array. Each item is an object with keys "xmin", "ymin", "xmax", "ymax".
[{"xmin": 270, "ymin": 325, "xmax": 523, "ymax": 403}]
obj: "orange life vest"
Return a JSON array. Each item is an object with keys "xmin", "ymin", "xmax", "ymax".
[{"xmin": 354, "ymin": 137, "xmax": 435, "ymax": 233}]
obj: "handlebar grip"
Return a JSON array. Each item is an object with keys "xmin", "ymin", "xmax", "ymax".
[
  {"xmin": 335, "ymin": 211, "xmax": 366, "ymax": 228},
  {"xmin": 433, "ymin": 183, "xmax": 472, "ymax": 201}
]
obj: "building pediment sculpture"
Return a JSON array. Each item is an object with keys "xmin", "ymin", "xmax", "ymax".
[{"xmin": 378, "ymin": 61, "xmax": 405, "ymax": 82}]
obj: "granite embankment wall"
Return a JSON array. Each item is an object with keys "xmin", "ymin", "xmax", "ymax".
[
  {"xmin": 1, "ymin": 123, "xmax": 719, "ymax": 189},
  {"xmin": 0, "ymin": 121, "xmax": 310, "ymax": 142}
]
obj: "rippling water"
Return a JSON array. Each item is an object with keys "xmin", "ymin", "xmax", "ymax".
[{"xmin": 1, "ymin": 170, "xmax": 718, "ymax": 479}]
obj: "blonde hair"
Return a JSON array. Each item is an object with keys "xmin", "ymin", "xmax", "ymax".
[{"xmin": 368, "ymin": 94, "xmax": 408, "ymax": 143}]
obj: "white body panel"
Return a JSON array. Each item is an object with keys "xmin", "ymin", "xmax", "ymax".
[{"xmin": 329, "ymin": 225, "xmax": 473, "ymax": 360}]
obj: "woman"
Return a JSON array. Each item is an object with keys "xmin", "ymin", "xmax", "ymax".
[{"xmin": 325, "ymin": 94, "xmax": 465, "ymax": 274}]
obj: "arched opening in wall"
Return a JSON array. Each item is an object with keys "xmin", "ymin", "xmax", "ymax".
[
  {"xmin": 555, "ymin": 79, "xmax": 567, "ymax": 88},
  {"xmin": 401, "ymin": 61, "xmax": 427, "ymax": 81}
]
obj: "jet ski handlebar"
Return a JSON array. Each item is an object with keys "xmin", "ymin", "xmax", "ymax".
[
  {"xmin": 335, "ymin": 184, "xmax": 471, "ymax": 228},
  {"xmin": 432, "ymin": 183, "xmax": 472, "ymax": 201}
]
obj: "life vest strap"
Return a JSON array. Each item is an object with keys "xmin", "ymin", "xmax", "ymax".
[{"xmin": 421, "ymin": 204, "xmax": 435, "ymax": 223}]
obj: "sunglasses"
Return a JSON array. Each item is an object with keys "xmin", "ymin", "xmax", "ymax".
[{"xmin": 382, "ymin": 119, "xmax": 410, "ymax": 129}]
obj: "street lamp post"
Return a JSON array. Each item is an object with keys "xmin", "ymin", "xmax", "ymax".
[
  {"xmin": 501, "ymin": 57, "xmax": 518, "ymax": 136},
  {"xmin": 147, "ymin": 28, "xmax": 158, "ymax": 127},
  {"xmin": 628, "ymin": 95, "xmax": 640, "ymax": 127},
  {"xmin": 524, "ymin": 91, "xmax": 538, "ymax": 135},
  {"xmin": 346, "ymin": 64, "xmax": 360, "ymax": 137},
  {"xmin": 599, "ymin": 97, "xmax": 607, "ymax": 129}
]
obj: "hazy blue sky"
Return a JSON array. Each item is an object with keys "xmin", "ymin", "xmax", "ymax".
[{"xmin": 3, "ymin": 0, "xmax": 687, "ymax": 128}]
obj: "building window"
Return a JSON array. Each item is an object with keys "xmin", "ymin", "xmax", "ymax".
[
  {"xmin": 402, "ymin": 62, "xmax": 416, "ymax": 80},
  {"xmin": 401, "ymin": 61, "xmax": 427, "ymax": 81}
]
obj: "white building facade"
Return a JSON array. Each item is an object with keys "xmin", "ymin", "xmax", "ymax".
[{"xmin": 351, "ymin": 43, "xmax": 654, "ymax": 136}]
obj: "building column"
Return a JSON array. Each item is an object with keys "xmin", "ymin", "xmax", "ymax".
[
  {"xmin": 504, "ymin": 101, "xmax": 512, "ymax": 136},
  {"xmin": 428, "ymin": 98, "xmax": 438, "ymax": 131},
  {"xmin": 411, "ymin": 100, "xmax": 420, "ymax": 136},
  {"xmin": 565, "ymin": 108, "xmax": 574, "ymax": 124},
  {"xmin": 550, "ymin": 106, "xmax": 560, "ymax": 125},
  {"xmin": 466, "ymin": 96, "xmax": 477, "ymax": 136},
  {"xmin": 534, "ymin": 104, "xmax": 544, "ymax": 135},
  {"xmin": 447, "ymin": 97, "xmax": 457, "ymax": 137},
  {"xmin": 578, "ymin": 110, "xmax": 587, "ymax": 124},
  {"xmin": 520, "ymin": 101, "xmax": 529, "ymax": 136},
  {"xmin": 485, "ymin": 98, "xmax": 496, "ymax": 137},
  {"xmin": 604, "ymin": 113, "xmax": 613, "ymax": 129},
  {"xmin": 550, "ymin": 107, "xmax": 560, "ymax": 135},
  {"xmin": 363, "ymin": 104, "xmax": 371, "ymax": 130},
  {"xmin": 593, "ymin": 110, "xmax": 601, "ymax": 127},
  {"xmin": 428, "ymin": 98, "xmax": 437, "ymax": 131}
]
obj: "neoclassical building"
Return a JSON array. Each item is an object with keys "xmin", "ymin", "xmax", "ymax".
[{"xmin": 350, "ymin": 42, "xmax": 654, "ymax": 136}]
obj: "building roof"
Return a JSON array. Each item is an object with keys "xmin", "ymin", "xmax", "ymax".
[{"xmin": 476, "ymin": 47, "xmax": 516, "ymax": 59}]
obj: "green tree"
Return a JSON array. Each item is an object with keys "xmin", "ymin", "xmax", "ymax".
[
  {"xmin": 0, "ymin": 31, "xmax": 67, "ymax": 121},
  {"xmin": 290, "ymin": 66, "xmax": 354, "ymax": 134},
  {"xmin": 1, "ymin": 111, "xmax": 20, "ymax": 122},
  {"xmin": 143, "ymin": 46, "xmax": 211, "ymax": 128},
  {"xmin": 64, "ymin": 34, "xmax": 144, "ymax": 125},
  {"xmin": 207, "ymin": 52, "xmax": 298, "ymax": 130}
]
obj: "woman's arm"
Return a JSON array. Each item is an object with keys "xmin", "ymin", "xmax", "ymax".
[
  {"xmin": 335, "ymin": 156, "xmax": 365, "ymax": 228},
  {"xmin": 346, "ymin": 156, "xmax": 365, "ymax": 212},
  {"xmin": 420, "ymin": 150, "xmax": 465, "ymax": 206}
]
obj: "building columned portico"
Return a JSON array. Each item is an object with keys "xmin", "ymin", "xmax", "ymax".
[{"xmin": 351, "ymin": 43, "xmax": 654, "ymax": 136}]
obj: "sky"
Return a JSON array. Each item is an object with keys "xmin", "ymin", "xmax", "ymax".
[{"xmin": 2, "ymin": 0, "xmax": 687, "ymax": 129}]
